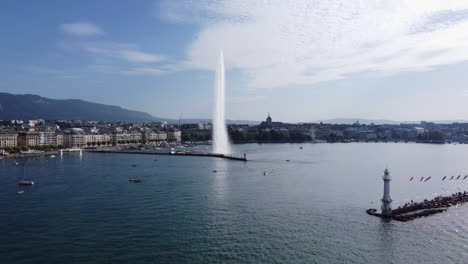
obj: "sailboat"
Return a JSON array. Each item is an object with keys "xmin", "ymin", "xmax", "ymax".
[{"xmin": 18, "ymin": 160, "xmax": 34, "ymax": 185}]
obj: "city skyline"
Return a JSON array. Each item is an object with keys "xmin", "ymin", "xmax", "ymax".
[{"xmin": 2, "ymin": 0, "xmax": 468, "ymax": 122}]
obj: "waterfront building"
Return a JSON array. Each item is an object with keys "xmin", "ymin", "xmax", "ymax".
[
  {"xmin": 167, "ymin": 130, "xmax": 181, "ymax": 142},
  {"xmin": 56, "ymin": 134, "xmax": 64, "ymax": 146},
  {"xmin": 143, "ymin": 131, "xmax": 168, "ymax": 142},
  {"xmin": 17, "ymin": 132, "xmax": 40, "ymax": 146},
  {"xmin": 112, "ymin": 132, "xmax": 142, "ymax": 144},
  {"xmin": 63, "ymin": 133, "xmax": 86, "ymax": 148},
  {"xmin": 38, "ymin": 131, "xmax": 56, "ymax": 146},
  {"xmin": 84, "ymin": 134, "xmax": 112, "ymax": 146},
  {"xmin": 0, "ymin": 133, "xmax": 18, "ymax": 148},
  {"xmin": 130, "ymin": 131, "xmax": 143, "ymax": 142},
  {"xmin": 156, "ymin": 131, "xmax": 167, "ymax": 141}
]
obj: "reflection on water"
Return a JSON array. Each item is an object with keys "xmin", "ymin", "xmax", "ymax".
[{"xmin": 1, "ymin": 143, "xmax": 468, "ymax": 263}]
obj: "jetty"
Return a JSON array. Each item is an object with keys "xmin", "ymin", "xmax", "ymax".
[
  {"xmin": 88, "ymin": 149, "xmax": 248, "ymax": 161},
  {"xmin": 367, "ymin": 191, "xmax": 468, "ymax": 222},
  {"xmin": 367, "ymin": 168, "xmax": 468, "ymax": 222}
]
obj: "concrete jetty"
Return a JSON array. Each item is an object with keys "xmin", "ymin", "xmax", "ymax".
[
  {"xmin": 88, "ymin": 149, "xmax": 248, "ymax": 161},
  {"xmin": 367, "ymin": 191, "xmax": 468, "ymax": 222}
]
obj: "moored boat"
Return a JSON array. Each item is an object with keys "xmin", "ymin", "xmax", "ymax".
[{"xmin": 19, "ymin": 180, "xmax": 34, "ymax": 185}]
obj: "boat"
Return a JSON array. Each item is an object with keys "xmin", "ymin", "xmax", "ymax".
[
  {"xmin": 50, "ymin": 155, "xmax": 56, "ymax": 158},
  {"xmin": 131, "ymin": 164, "xmax": 137, "ymax": 167},
  {"xmin": 263, "ymin": 171, "xmax": 268, "ymax": 175},
  {"xmin": 212, "ymin": 170, "xmax": 217, "ymax": 173},
  {"xmin": 19, "ymin": 180, "xmax": 34, "ymax": 185},
  {"xmin": 450, "ymin": 176, "xmax": 455, "ymax": 180},
  {"xmin": 420, "ymin": 176, "xmax": 424, "ymax": 182},
  {"xmin": 129, "ymin": 178, "xmax": 142, "ymax": 183},
  {"xmin": 457, "ymin": 175, "xmax": 461, "ymax": 180},
  {"xmin": 16, "ymin": 190, "xmax": 24, "ymax": 195},
  {"xmin": 285, "ymin": 160, "xmax": 291, "ymax": 162},
  {"xmin": 410, "ymin": 177, "xmax": 414, "ymax": 181},
  {"xmin": 442, "ymin": 176, "xmax": 447, "ymax": 181},
  {"xmin": 424, "ymin": 176, "xmax": 432, "ymax": 182},
  {"xmin": 464, "ymin": 175, "xmax": 468, "ymax": 180}
]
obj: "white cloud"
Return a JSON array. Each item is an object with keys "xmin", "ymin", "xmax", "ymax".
[
  {"xmin": 88, "ymin": 63, "xmax": 180, "ymax": 76},
  {"xmin": 82, "ymin": 42, "xmax": 165, "ymax": 63},
  {"xmin": 159, "ymin": 0, "xmax": 468, "ymax": 89},
  {"xmin": 60, "ymin": 22, "xmax": 104, "ymax": 37}
]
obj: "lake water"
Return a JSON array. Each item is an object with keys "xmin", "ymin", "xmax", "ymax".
[{"xmin": 2, "ymin": 143, "xmax": 468, "ymax": 264}]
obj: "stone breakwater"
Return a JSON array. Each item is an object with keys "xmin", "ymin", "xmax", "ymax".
[
  {"xmin": 89, "ymin": 150, "xmax": 247, "ymax": 161},
  {"xmin": 367, "ymin": 191, "xmax": 468, "ymax": 222}
]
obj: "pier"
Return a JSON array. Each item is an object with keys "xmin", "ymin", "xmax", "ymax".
[
  {"xmin": 367, "ymin": 168, "xmax": 468, "ymax": 222},
  {"xmin": 367, "ymin": 191, "xmax": 468, "ymax": 222},
  {"xmin": 88, "ymin": 150, "xmax": 248, "ymax": 161}
]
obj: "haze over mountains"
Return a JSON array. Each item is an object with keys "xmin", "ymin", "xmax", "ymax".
[
  {"xmin": 0, "ymin": 93, "xmax": 258, "ymax": 124},
  {"xmin": 0, "ymin": 92, "xmax": 465, "ymax": 125}
]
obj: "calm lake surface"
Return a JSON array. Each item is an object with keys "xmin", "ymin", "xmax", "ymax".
[{"xmin": 2, "ymin": 143, "xmax": 468, "ymax": 264}]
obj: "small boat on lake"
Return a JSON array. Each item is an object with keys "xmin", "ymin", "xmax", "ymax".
[
  {"xmin": 129, "ymin": 178, "xmax": 142, "ymax": 183},
  {"xmin": 19, "ymin": 180, "xmax": 34, "ymax": 185},
  {"xmin": 16, "ymin": 190, "xmax": 24, "ymax": 195}
]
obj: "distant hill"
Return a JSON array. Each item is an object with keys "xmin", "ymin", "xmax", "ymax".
[
  {"xmin": 316, "ymin": 118, "xmax": 468, "ymax": 125},
  {"xmin": 316, "ymin": 118, "xmax": 400, "ymax": 125},
  {"xmin": 0, "ymin": 93, "xmax": 161, "ymax": 122},
  {"xmin": 168, "ymin": 118, "xmax": 260, "ymax": 125}
]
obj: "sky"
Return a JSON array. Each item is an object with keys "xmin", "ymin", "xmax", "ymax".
[{"xmin": 2, "ymin": 0, "xmax": 468, "ymax": 122}]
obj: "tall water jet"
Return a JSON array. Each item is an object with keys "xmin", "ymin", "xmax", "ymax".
[{"xmin": 212, "ymin": 51, "xmax": 230, "ymax": 154}]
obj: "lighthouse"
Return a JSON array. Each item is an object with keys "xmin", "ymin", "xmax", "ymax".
[{"xmin": 381, "ymin": 168, "xmax": 392, "ymax": 217}]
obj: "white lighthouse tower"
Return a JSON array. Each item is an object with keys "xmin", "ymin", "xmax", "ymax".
[{"xmin": 381, "ymin": 168, "xmax": 392, "ymax": 217}]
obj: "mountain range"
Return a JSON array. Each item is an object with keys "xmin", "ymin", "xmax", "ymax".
[
  {"xmin": 0, "ymin": 92, "xmax": 465, "ymax": 125},
  {"xmin": 0, "ymin": 93, "xmax": 160, "ymax": 122},
  {"xmin": 0, "ymin": 93, "xmax": 260, "ymax": 124}
]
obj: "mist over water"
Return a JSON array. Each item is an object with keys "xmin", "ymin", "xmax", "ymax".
[{"xmin": 212, "ymin": 51, "xmax": 230, "ymax": 154}]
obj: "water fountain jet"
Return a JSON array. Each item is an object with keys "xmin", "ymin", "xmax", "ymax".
[{"xmin": 212, "ymin": 51, "xmax": 230, "ymax": 154}]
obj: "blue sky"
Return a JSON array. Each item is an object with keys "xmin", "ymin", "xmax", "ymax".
[{"xmin": 2, "ymin": 0, "xmax": 468, "ymax": 122}]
